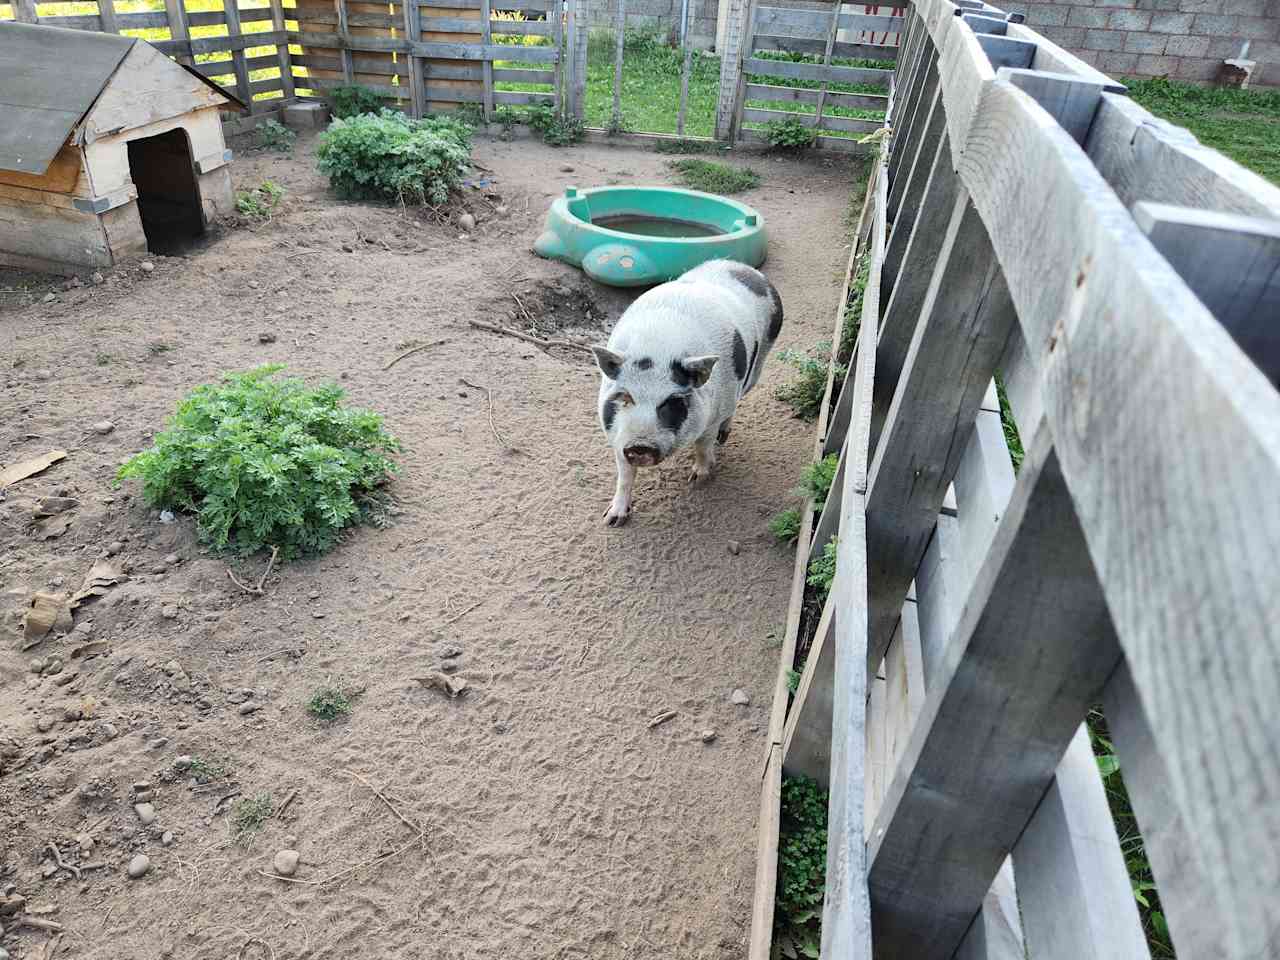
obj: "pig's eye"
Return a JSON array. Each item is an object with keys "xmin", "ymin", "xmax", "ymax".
[{"xmin": 613, "ymin": 391, "xmax": 634, "ymax": 406}]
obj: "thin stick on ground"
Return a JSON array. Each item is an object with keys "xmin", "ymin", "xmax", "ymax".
[
  {"xmin": 459, "ymin": 378, "xmax": 515, "ymax": 453},
  {"xmin": 468, "ymin": 319, "xmax": 594, "ymax": 355},
  {"xmin": 442, "ymin": 597, "xmax": 485, "ymax": 625},
  {"xmin": 227, "ymin": 546, "xmax": 279, "ymax": 597},
  {"xmin": 510, "ymin": 291, "xmax": 534, "ymax": 324},
  {"xmin": 383, "ymin": 338, "xmax": 449, "ymax": 371},
  {"xmin": 343, "ymin": 770, "xmax": 423, "ymax": 835}
]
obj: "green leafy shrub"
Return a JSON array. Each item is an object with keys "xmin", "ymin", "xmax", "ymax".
[
  {"xmin": 797, "ymin": 454, "xmax": 838, "ymax": 509},
  {"xmin": 773, "ymin": 774, "xmax": 828, "ymax": 959},
  {"xmin": 770, "ymin": 507, "xmax": 802, "ymax": 545},
  {"xmin": 307, "ymin": 684, "xmax": 354, "ymax": 723},
  {"xmin": 763, "ymin": 117, "xmax": 818, "ymax": 152},
  {"xmin": 775, "ymin": 344, "xmax": 845, "ymax": 421},
  {"xmin": 838, "ymin": 257, "xmax": 870, "ymax": 366},
  {"xmin": 328, "ymin": 83, "xmax": 386, "ymax": 119},
  {"xmin": 231, "ymin": 793, "xmax": 274, "ymax": 845},
  {"xmin": 668, "ymin": 158, "xmax": 760, "ymax": 194},
  {"xmin": 316, "ymin": 110, "xmax": 472, "ymax": 205},
  {"xmin": 785, "ymin": 669, "xmax": 802, "ymax": 694},
  {"xmin": 806, "ymin": 538, "xmax": 837, "ymax": 600},
  {"xmin": 527, "ymin": 105, "xmax": 586, "ymax": 146},
  {"xmin": 117, "ymin": 365, "xmax": 401, "ymax": 559},
  {"xmin": 235, "ymin": 180, "xmax": 284, "ymax": 221},
  {"xmin": 255, "ymin": 118, "xmax": 297, "ymax": 152}
]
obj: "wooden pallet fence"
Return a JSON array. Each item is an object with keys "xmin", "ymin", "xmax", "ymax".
[
  {"xmin": 748, "ymin": 0, "xmax": 1280, "ymax": 957},
  {"xmin": 0, "ymin": 0, "xmax": 298, "ymax": 113}
]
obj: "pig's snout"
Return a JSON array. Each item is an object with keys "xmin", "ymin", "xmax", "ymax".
[{"xmin": 624, "ymin": 443, "xmax": 664, "ymax": 467}]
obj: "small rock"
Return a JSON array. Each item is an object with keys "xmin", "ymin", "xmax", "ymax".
[
  {"xmin": 36, "ymin": 717, "xmax": 55, "ymax": 733},
  {"xmin": 127, "ymin": 854, "xmax": 151, "ymax": 879},
  {"xmin": 151, "ymin": 564, "xmax": 168, "ymax": 576},
  {"xmin": 258, "ymin": 331, "xmax": 277, "ymax": 344},
  {"xmin": 731, "ymin": 688, "xmax": 750, "ymax": 706},
  {"xmin": 134, "ymin": 803, "xmax": 156, "ymax": 825},
  {"xmin": 99, "ymin": 721, "xmax": 119, "ymax": 740},
  {"xmin": 91, "ymin": 271, "xmax": 105, "ymax": 285},
  {"xmin": 92, "ymin": 420, "xmax": 115, "ymax": 435},
  {"xmin": 162, "ymin": 660, "xmax": 181, "ymax": 676},
  {"xmin": 41, "ymin": 658, "xmax": 63, "ymax": 676},
  {"xmin": 727, "ymin": 540, "xmax": 741, "ymax": 556},
  {"xmin": 701, "ymin": 729, "xmax": 718, "ymax": 743},
  {"xmin": 164, "ymin": 552, "xmax": 180, "ymax": 565},
  {"xmin": 135, "ymin": 789, "xmax": 155, "ymax": 803},
  {"xmin": 308, "ymin": 589, "xmax": 321, "ymax": 600},
  {"xmin": 273, "ymin": 849, "xmax": 300, "ymax": 877},
  {"xmin": 140, "ymin": 261, "xmax": 154, "ymax": 273},
  {"xmin": 457, "ymin": 212, "xmax": 476, "ymax": 232},
  {"xmin": 63, "ymin": 706, "xmax": 84, "ymax": 721},
  {"xmin": 78, "ymin": 833, "xmax": 95, "ymax": 855},
  {"xmin": 106, "ymin": 541, "xmax": 123, "ymax": 555},
  {"xmin": 560, "ymin": 164, "xmax": 575, "ymax": 173},
  {"xmin": 42, "ymin": 292, "xmax": 57, "ymax": 304},
  {"xmin": 148, "ymin": 737, "xmax": 168, "ymax": 750},
  {"xmin": 341, "ymin": 243, "xmax": 355, "ymax": 253},
  {"xmin": 439, "ymin": 643, "xmax": 463, "ymax": 659},
  {"xmin": 159, "ymin": 510, "xmax": 175, "ymax": 523},
  {"xmin": 133, "ymin": 780, "xmax": 152, "ymax": 792},
  {"xmin": 161, "ymin": 605, "xmax": 178, "ymax": 620},
  {"xmin": 238, "ymin": 703, "xmax": 261, "ymax": 716},
  {"xmin": 41, "ymin": 861, "xmax": 58, "ymax": 878},
  {"xmin": 495, "ymin": 204, "xmax": 508, "ymax": 216},
  {"xmin": 161, "ymin": 831, "xmax": 175, "ymax": 847},
  {"xmin": 174, "ymin": 755, "xmax": 193, "ymax": 771},
  {"xmin": 440, "ymin": 660, "xmax": 459, "ymax": 674},
  {"xmin": 312, "ymin": 611, "xmax": 326, "ymax": 619}
]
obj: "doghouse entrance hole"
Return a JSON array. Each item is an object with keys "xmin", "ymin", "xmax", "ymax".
[{"xmin": 127, "ymin": 128, "xmax": 203, "ymax": 254}]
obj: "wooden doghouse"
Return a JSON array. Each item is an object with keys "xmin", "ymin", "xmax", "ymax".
[{"xmin": 0, "ymin": 23, "xmax": 245, "ymax": 274}]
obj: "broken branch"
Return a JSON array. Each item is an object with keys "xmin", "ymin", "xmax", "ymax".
[{"xmin": 467, "ymin": 319, "xmax": 594, "ymax": 355}]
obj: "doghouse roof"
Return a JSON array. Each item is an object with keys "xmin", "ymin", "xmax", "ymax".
[{"xmin": 0, "ymin": 22, "xmax": 243, "ymax": 177}]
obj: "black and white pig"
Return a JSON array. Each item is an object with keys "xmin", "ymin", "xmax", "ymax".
[{"xmin": 592, "ymin": 259, "xmax": 784, "ymax": 526}]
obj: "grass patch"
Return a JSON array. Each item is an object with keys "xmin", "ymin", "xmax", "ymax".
[
  {"xmin": 231, "ymin": 793, "xmax": 274, "ymax": 845},
  {"xmin": 667, "ymin": 158, "xmax": 760, "ymax": 194},
  {"xmin": 186, "ymin": 756, "xmax": 229, "ymax": 783},
  {"xmin": 584, "ymin": 30, "xmax": 720, "ymax": 136},
  {"xmin": 307, "ymin": 684, "xmax": 354, "ymax": 723},
  {"xmin": 1127, "ymin": 76, "xmax": 1280, "ymax": 185},
  {"xmin": 235, "ymin": 180, "xmax": 284, "ymax": 221},
  {"xmin": 316, "ymin": 112, "xmax": 472, "ymax": 205},
  {"xmin": 255, "ymin": 119, "xmax": 296, "ymax": 152},
  {"xmin": 654, "ymin": 138, "xmax": 729, "ymax": 155}
]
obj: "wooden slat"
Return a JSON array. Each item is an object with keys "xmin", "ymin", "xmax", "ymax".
[
  {"xmin": 676, "ymin": 0, "xmax": 692, "ymax": 135},
  {"xmin": 753, "ymin": 5, "xmax": 902, "ymax": 41},
  {"xmin": 417, "ymin": 40, "xmax": 557, "ymax": 61},
  {"xmin": 267, "ymin": 0, "xmax": 296, "ymax": 101},
  {"xmin": 493, "ymin": 67, "xmax": 552, "ymax": 84},
  {"xmin": 1014, "ymin": 726, "xmax": 1152, "ymax": 960},
  {"xmin": 742, "ymin": 107, "xmax": 879, "ymax": 134},
  {"xmin": 419, "ymin": 0, "xmax": 549, "ymax": 8},
  {"xmin": 403, "ymin": 0, "xmax": 426, "ymax": 117},
  {"xmin": 753, "ymin": 35, "xmax": 898, "ymax": 62},
  {"xmin": 811, "ymin": 0, "xmax": 841, "ymax": 135},
  {"xmin": 112, "ymin": 10, "xmax": 168, "ymax": 28},
  {"xmin": 332, "ymin": 0, "xmax": 355, "ymax": 80},
  {"xmin": 221, "ymin": 0, "xmax": 253, "ymax": 105},
  {"xmin": 293, "ymin": 52, "xmax": 401, "ymax": 76},
  {"xmin": 295, "ymin": 8, "xmax": 397, "ymax": 27},
  {"xmin": 737, "ymin": 128, "xmax": 869, "ymax": 154},
  {"xmin": 192, "ymin": 30, "xmax": 287, "ymax": 54},
  {"xmin": 249, "ymin": 76, "xmax": 286, "ymax": 95},
  {"xmin": 610, "ymin": 0, "xmax": 624, "ymax": 130},
  {"xmin": 480, "ymin": 0, "xmax": 494, "ymax": 120},
  {"xmin": 551, "ymin": 0, "xmax": 562, "ymax": 116},
  {"xmin": 96, "ymin": 0, "xmax": 119, "ymax": 32},
  {"xmin": 492, "ymin": 90, "xmax": 554, "ymax": 105},
  {"xmin": 953, "ymin": 861, "xmax": 1025, "ymax": 960},
  {"xmin": 867, "ymin": 422, "xmax": 1122, "ymax": 960},
  {"xmin": 882, "ymin": 85, "xmax": 944, "ymax": 303},
  {"xmin": 886, "ymin": 17, "xmax": 930, "ymax": 183},
  {"xmin": 299, "ymin": 78, "xmax": 404, "ymax": 98},
  {"xmin": 744, "ymin": 56, "xmax": 890, "ymax": 87},
  {"xmin": 746, "ymin": 746, "xmax": 783, "ymax": 960},
  {"xmin": 886, "ymin": 44, "xmax": 938, "ymax": 215},
  {"xmin": 12, "ymin": 0, "xmax": 39, "ymax": 23},
  {"xmin": 781, "ymin": 595, "xmax": 836, "ymax": 783},
  {"xmin": 196, "ymin": 54, "xmax": 280, "ymax": 77}
]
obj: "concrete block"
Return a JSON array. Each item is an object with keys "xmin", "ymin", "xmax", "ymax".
[
  {"xmin": 1164, "ymin": 33, "xmax": 1211, "ymax": 55},
  {"xmin": 283, "ymin": 101, "xmax": 332, "ymax": 131},
  {"xmin": 1222, "ymin": 0, "xmax": 1265, "ymax": 12},
  {"xmin": 1027, "ymin": 3, "xmax": 1070, "ymax": 25},
  {"xmin": 1175, "ymin": 54, "xmax": 1222, "ymax": 77},
  {"xmin": 1191, "ymin": 12, "xmax": 1238, "ymax": 30},
  {"xmin": 1085, "ymin": 27, "xmax": 1127, "ymax": 48},
  {"xmin": 1067, "ymin": 6, "xmax": 1112, "ymax": 26},
  {"xmin": 1137, "ymin": 52, "xmax": 1180, "ymax": 71},
  {"xmin": 1149, "ymin": 10, "xmax": 1195, "ymax": 29},
  {"xmin": 1099, "ymin": 50, "xmax": 1141, "ymax": 70},
  {"xmin": 1108, "ymin": 8, "xmax": 1154, "ymax": 27},
  {"xmin": 1124, "ymin": 30, "xmax": 1169, "ymax": 51},
  {"xmin": 1237, "ymin": 15, "xmax": 1280, "ymax": 37},
  {"xmin": 1041, "ymin": 24, "xmax": 1086, "ymax": 44},
  {"xmin": 1177, "ymin": 0, "xmax": 1223, "ymax": 12}
]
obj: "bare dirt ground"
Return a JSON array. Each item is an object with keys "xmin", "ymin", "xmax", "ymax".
[{"xmin": 0, "ymin": 132, "xmax": 857, "ymax": 960}]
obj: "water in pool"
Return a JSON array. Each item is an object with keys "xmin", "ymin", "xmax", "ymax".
[{"xmin": 591, "ymin": 214, "xmax": 726, "ymax": 238}]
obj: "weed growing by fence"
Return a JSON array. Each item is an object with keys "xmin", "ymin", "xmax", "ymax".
[
  {"xmin": 994, "ymin": 373, "xmax": 1023, "ymax": 473},
  {"xmin": 807, "ymin": 538, "xmax": 838, "ymax": 601},
  {"xmin": 235, "ymin": 180, "xmax": 284, "ymax": 221},
  {"xmin": 786, "ymin": 669, "xmax": 802, "ymax": 694},
  {"xmin": 117, "ymin": 365, "xmax": 401, "ymax": 560},
  {"xmin": 770, "ymin": 508, "xmax": 803, "ymax": 545},
  {"xmin": 231, "ymin": 793, "xmax": 274, "ymax": 845},
  {"xmin": 667, "ymin": 158, "xmax": 760, "ymax": 194},
  {"xmin": 255, "ymin": 119, "xmax": 296, "ymax": 152},
  {"xmin": 774, "ymin": 774, "xmax": 829, "ymax": 959},
  {"xmin": 776, "ymin": 344, "xmax": 845, "ymax": 421},
  {"xmin": 328, "ymin": 83, "xmax": 386, "ymax": 119},
  {"xmin": 798, "ymin": 454, "xmax": 839, "ymax": 509},
  {"xmin": 316, "ymin": 111, "xmax": 472, "ymax": 205},
  {"xmin": 307, "ymin": 685, "xmax": 355, "ymax": 723},
  {"xmin": 527, "ymin": 106, "xmax": 586, "ymax": 146},
  {"xmin": 654, "ymin": 138, "xmax": 729, "ymax": 155},
  {"xmin": 838, "ymin": 257, "xmax": 870, "ymax": 366},
  {"xmin": 763, "ymin": 117, "xmax": 818, "ymax": 152}
]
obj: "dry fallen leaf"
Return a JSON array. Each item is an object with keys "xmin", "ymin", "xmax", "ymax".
[
  {"xmin": 411, "ymin": 673, "xmax": 469, "ymax": 699},
  {"xmin": 0, "ymin": 450, "xmax": 67, "ymax": 489}
]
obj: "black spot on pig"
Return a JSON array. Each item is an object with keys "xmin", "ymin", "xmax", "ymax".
[
  {"xmin": 767, "ymin": 285, "xmax": 784, "ymax": 340},
  {"xmin": 670, "ymin": 360, "xmax": 692, "ymax": 388},
  {"xmin": 746, "ymin": 341, "xmax": 759, "ymax": 383},
  {"xmin": 729, "ymin": 264, "xmax": 769, "ymax": 297},
  {"xmin": 635, "ymin": 357, "xmax": 653, "ymax": 370},
  {"xmin": 602, "ymin": 397, "xmax": 617, "ymax": 432},
  {"xmin": 657, "ymin": 394, "xmax": 690, "ymax": 432},
  {"xmin": 732, "ymin": 330, "xmax": 748, "ymax": 380}
]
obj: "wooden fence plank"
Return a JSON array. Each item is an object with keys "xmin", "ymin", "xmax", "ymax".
[
  {"xmin": 12, "ymin": 0, "xmax": 39, "ymax": 23},
  {"xmin": 867, "ymin": 422, "xmax": 1122, "ymax": 960},
  {"xmin": 745, "ymin": 83, "xmax": 888, "ymax": 112},
  {"xmin": 571, "ymin": 0, "xmax": 587, "ymax": 119},
  {"xmin": 1013, "ymin": 725, "xmax": 1152, "ymax": 960},
  {"xmin": 1133, "ymin": 201, "xmax": 1280, "ymax": 387},
  {"xmin": 811, "ymin": 0, "xmax": 841, "ymax": 133},
  {"xmin": 610, "ymin": 0, "xmax": 624, "ymax": 129},
  {"xmin": 754, "ymin": 34, "xmax": 897, "ymax": 61},
  {"xmin": 881, "ymin": 85, "xmax": 944, "ymax": 303},
  {"xmin": 268, "ymin": 0, "xmax": 296, "ymax": 101},
  {"xmin": 96, "ymin": 0, "xmax": 119, "ymax": 33},
  {"xmin": 753, "ymin": 5, "xmax": 902, "ymax": 40},
  {"xmin": 781, "ymin": 595, "xmax": 836, "ymax": 783},
  {"xmin": 742, "ymin": 107, "xmax": 880, "ymax": 134},
  {"xmin": 479, "ymin": 0, "xmax": 494, "ymax": 119},
  {"xmin": 677, "ymin": 0, "xmax": 693, "ymax": 135},
  {"xmin": 953, "ymin": 861, "xmax": 1025, "ymax": 960},
  {"xmin": 221, "ymin": 0, "xmax": 254, "ymax": 107},
  {"xmin": 887, "ymin": 44, "xmax": 938, "ymax": 219},
  {"xmin": 332, "ymin": 0, "xmax": 355, "ymax": 81},
  {"xmin": 747, "ymin": 745, "xmax": 783, "ymax": 960},
  {"xmin": 744, "ymin": 55, "xmax": 891, "ymax": 87},
  {"xmin": 551, "ymin": 0, "xmax": 563, "ymax": 115}
]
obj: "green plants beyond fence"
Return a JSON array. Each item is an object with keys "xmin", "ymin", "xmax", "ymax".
[
  {"xmin": 327, "ymin": 83, "xmax": 386, "ymax": 119},
  {"xmin": 117, "ymin": 365, "xmax": 401, "ymax": 559},
  {"xmin": 776, "ymin": 343, "xmax": 846, "ymax": 422},
  {"xmin": 316, "ymin": 110, "xmax": 472, "ymax": 205},
  {"xmin": 774, "ymin": 774, "xmax": 829, "ymax": 959}
]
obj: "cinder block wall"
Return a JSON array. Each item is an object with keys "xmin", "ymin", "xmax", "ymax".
[{"xmin": 1001, "ymin": 0, "xmax": 1278, "ymax": 85}]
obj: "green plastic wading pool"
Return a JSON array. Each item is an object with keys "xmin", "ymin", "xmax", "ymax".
[{"xmin": 532, "ymin": 185, "xmax": 768, "ymax": 287}]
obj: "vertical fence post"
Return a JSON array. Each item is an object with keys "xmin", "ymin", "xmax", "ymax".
[
  {"xmin": 222, "ymin": 0, "xmax": 254, "ymax": 109},
  {"xmin": 12, "ymin": 0, "xmax": 38, "ymax": 23},
  {"xmin": 400, "ymin": 0, "xmax": 426, "ymax": 118},
  {"xmin": 713, "ymin": 0, "xmax": 747, "ymax": 141},
  {"xmin": 812, "ymin": 0, "xmax": 842, "ymax": 136},
  {"xmin": 564, "ymin": 0, "xmax": 577, "ymax": 116},
  {"xmin": 97, "ymin": 0, "xmax": 119, "ymax": 33},
  {"xmin": 164, "ymin": 0, "xmax": 193, "ymax": 66},
  {"xmin": 572, "ymin": 0, "xmax": 588, "ymax": 119},
  {"xmin": 676, "ymin": 0, "xmax": 693, "ymax": 135},
  {"xmin": 552, "ymin": 0, "xmax": 565, "ymax": 117},
  {"xmin": 480, "ymin": 0, "xmax": 494, "ymax": 121},
  {"xmin": 334, "ymin": 0, "xmax": 355, "ymax": 82},
  {"xmin": 269, "ymin": 0, "xmax": 296, "ymax": 102},
  {"xmin": 610, "ymin": 0, "xmax": 625, "ymax": 129}
]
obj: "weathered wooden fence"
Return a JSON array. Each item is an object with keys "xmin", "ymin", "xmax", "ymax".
[{"xmin": 753, "ymin": 0, "xmax": 1280, "ymax": 956}]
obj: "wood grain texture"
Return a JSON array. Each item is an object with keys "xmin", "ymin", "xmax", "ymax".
[
  {"xmin": 746, "ymin": 745, "xmax": 783, "ymax": 960},
  {"xmin": 781, "ymin": 595, "xmax": 836, "ymax": 784},
  {"xmin": 887, "ymin": 42, "xmax": 937, "ymax": 199},
  {"xmin": 221, "ymin": 0, "xmax": 254, "ymax": 104},
  {"xmin": 867, "ymin": 423, "xmax": 1121, "ymax": 960},
  {"xmin": 882, "ymin": 84, "xmax": 944, "ymax": 302},
  {"xmin": 1014, "ymin": 725, "xmax": 1151, "ymax": 960},
  {"xmin": 953, "ymin": 860, "xmax": 1025, "ymax": 960},
  {"xmin": 743, "ymin": 56, "xmax": 890, "ymax": 87}
]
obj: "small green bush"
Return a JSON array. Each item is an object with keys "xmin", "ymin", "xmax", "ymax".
[
  {"xmin": 231, "ymin": 793, "xmax": 274, "ymax": 845},
  {"xmin": 235, "ymin": 180, "xmax": 284, "ymax": 221},
  {"xmin": 255, "ymin": 119, "xmax": 296, "ymax": 152},
  {"xmin": 838, "ymin": 257, "xmax": 870, "ymax": 366},
  {"xmin": 328, "ymin": 83, "xmax": 386, "ymax": 119},
  {"xmin": 528, "ymin": 105, "xmax": 586, "ymax": 146},
  {"xmin": 806, "ymin": 538, "xmax": 837, "ymax": 600},
  {"xmin": 307, "ymin": 685, "xmax": 354, "ymax": 723},
  {"xmin": 763, "ymin": 117, "xmax": 818, "ymax": 152},
  {"xmin": 785, "ymin": 669, "xmax": 802, "ymax": 694},
  {"xmin": 769, "ymin": 507, "xmax": 802, "ymax": 545},
  {"xmin": 774, "ymin": 774, "xmax": 828, "ymax": 959},
  {"xmin": 316, "ymin": 110, "xmax": 472, "ymax": 205},
  {"xmin": 775, "ymin": 344, "xmax": 845, "ymax": 421},
  {"xmin": 668, "ymin": 158, "xmax": 760, "ymax": 194},
  {"xmin": 797, "ymin": 454, "xmax": 838, "ymax": 509},
  {"xmin": 117, "ymin": 365, "xmax": 401, "ymax": 559}
]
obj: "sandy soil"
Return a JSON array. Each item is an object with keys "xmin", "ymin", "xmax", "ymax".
[{"xmin": 0, "ymin": 132, "xmax": 857, "ymax": 960}]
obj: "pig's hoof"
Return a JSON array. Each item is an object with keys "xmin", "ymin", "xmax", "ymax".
[
  {"xmin": 717, "ymin": 421, "xmax": 732, "ymax": 445},
  {"xmin": 689, "ymin": 466, "xmax": 713, "ymax": 486},
  {"xmin": 603, "ymin": 503, "xmax": 631, "ymax": 526}
]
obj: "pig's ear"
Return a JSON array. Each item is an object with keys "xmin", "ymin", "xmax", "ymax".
[
  {"xmin": 676, "ymin": 355, "xmax": 718, "ymax": 388},
  {"xmin": 592, "ymin": 346, "xmax": 625, "ymax": 380}
]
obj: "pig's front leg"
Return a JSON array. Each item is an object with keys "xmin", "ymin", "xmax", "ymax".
[
  {"xmin": 603, "ymin": 448, "xmax": 637, "ymax": 526},
  {"xmin": 689, "ymin": 434, "xmax": 717, "ymax": 485}
]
